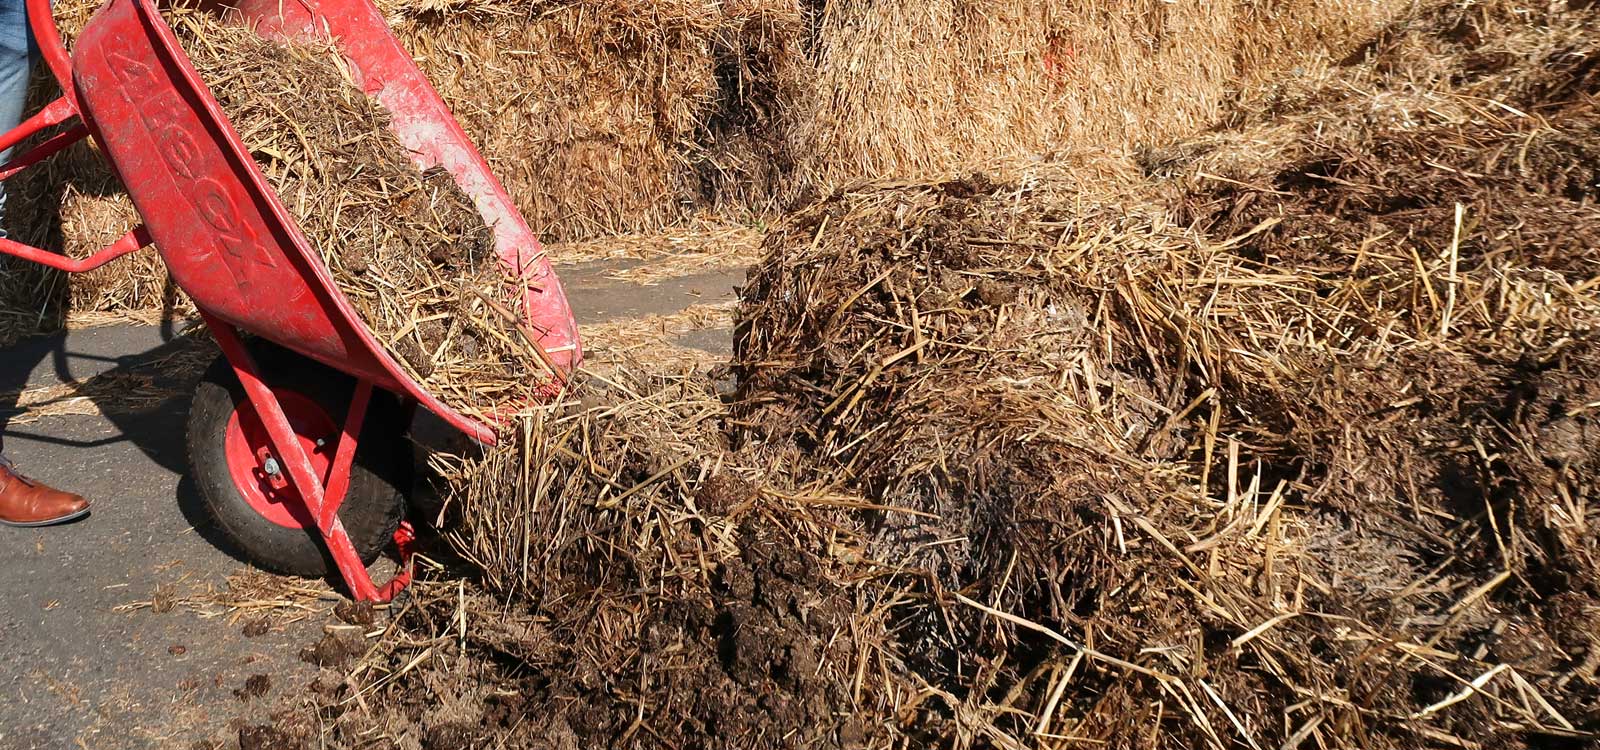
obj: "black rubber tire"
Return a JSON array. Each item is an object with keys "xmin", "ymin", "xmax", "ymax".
[{"xmin": 186, "ymin": 341, "xmax": 411, "ymax": 577}]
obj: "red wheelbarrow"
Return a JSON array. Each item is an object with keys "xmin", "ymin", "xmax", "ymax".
[{"xmin": 0, "ymin": 0, "xmax": 581, "ymax": 600}]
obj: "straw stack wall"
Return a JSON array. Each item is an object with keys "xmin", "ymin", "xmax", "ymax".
[{"xmin": 1, "ymin": 0, "xmax": 1408, "ymax": 329}]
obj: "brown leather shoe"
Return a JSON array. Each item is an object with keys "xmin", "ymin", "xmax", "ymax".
[{"xmin": 0, "ymin": 458, "xmax": 90, "ymax": 527}]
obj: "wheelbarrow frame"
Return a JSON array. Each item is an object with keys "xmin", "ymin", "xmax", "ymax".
[{"xmin": 0, "ymin": 0, "xmax": 581, "ymax": 601}]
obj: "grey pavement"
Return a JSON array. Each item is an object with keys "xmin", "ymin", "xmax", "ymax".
[
  {"xmin": 560, "ymin": 261, "xmax": 745, "ymax": 327},
  {"xmin": 0, "ymin": 325, "xmax": 323, "ymax": 750}
]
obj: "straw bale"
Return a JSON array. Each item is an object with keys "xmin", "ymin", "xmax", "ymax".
[
  {"xmin": 0, "ymin": 118, "xmax": 178, "ymax": 345},
  {"xmin": 387, "ymin": 0, "xmax": 804, "ymax": 241},
  {"xmin": 784, "ymin": 0, "xmax": 1412, "ymax": 193},
  {"xmin": 0, "ymin": 0, "xmax": 187, "ymax": 342},
  {"xmin": 387, "ymin": 0, "xmax": 1409, "ymax": 235}
]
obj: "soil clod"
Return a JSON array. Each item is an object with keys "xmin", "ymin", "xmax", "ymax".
[
  {"xmin": 233, "ymin": 673, "xmax": 272, "ymax": 702},
  {"xmin": 240, "ymin": 617, "xmax": 271, "ymax": 638},
  {"xmin": 299, "ymin": 631, "xmax": 365, "ymax": 668},
  {"xmin": 332, "ymin": 600, "xmax": 376, "ymax": 628}
]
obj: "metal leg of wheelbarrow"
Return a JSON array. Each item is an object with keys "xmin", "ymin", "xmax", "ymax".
[
  {"xmin": 201, "ymin": 313, "xmax": 415, "ymax": 601},
  {"xmin": 0, "ymin": 95, "xmax": 155, "ymax": 274}
]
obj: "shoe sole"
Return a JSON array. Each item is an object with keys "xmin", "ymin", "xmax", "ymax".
[{"xmin": 0, "ymin": 507, "xmax": 91, "ymax": 528}]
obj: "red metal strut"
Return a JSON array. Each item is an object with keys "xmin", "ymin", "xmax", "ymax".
[{"xmin": 204, "ymin": 312, "xmax": 413, "ymax": 602}]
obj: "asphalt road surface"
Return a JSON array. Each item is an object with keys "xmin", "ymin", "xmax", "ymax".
[
  {"xmin": 0, "ymin": 266, "xmax": 742, "ymax": 748},
  {"xmin": 0, "ymin": 324, "xmax": 324, "ymax": 749}
]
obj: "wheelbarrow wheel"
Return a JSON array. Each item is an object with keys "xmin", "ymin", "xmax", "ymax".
[{"xmin": 187, "ymin": 342, "xmax": 410, "ymax": 577}]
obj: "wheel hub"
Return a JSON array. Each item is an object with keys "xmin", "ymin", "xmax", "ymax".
[{"xmin": 223, "ymin": 390, "xmax": 337, "ymax": 529}]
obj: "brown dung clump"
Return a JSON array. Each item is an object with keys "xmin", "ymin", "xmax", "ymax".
[{"xmin": 170, "ymin": 12, "xmax": 540, "ymax": 418}]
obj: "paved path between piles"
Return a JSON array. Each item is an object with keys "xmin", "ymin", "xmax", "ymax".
[{"xmin": 0, "ymin": 265, "xmax": 743, "ymax": 748}]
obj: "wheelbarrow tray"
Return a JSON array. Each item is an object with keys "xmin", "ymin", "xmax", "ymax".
[{"xmin": 70, "ymin": 0, "xmax": 581, "ymax": 445}]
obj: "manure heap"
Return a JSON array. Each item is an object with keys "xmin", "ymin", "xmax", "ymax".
[{"xmin": 253, "ymin": 2, "xmax": 1600, "ymax": 749}]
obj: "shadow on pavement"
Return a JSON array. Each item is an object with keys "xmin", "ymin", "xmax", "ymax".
[{"xmin": 0, "ymin": 320, "xmax": 203, "ymax": 466}]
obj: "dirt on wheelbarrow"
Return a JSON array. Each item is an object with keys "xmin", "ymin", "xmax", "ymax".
[{"xmin": 167, "ymin": 8, "xmax": 543, "ymax": 421}]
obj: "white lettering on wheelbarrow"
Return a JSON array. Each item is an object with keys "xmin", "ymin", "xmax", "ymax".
[{"xmin": 103, "ymin": 49, "xmax": 277, "ymax": 293}]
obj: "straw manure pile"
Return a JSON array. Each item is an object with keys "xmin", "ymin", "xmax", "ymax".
[
  {"xmin": 730, "ymin": 170, "xmax": 1599, "ymax": 746},
  {"xmin": 726, "ymin": 2, "xmax": 1600, "ymax": 745},
  {"xmin": 444, "ymin": 376, "xmax": 882, "ymax": 748},
  {"xmin": 251, "ymin": 2, "xmax": 1600, "ymax": 748},
  {"xmin": 247, "ymin": 371, "xmax": 899, "ymax": 749},
  {"xmin": 171, "ymin": 12, "xmax": 540, "ymax": 418}
]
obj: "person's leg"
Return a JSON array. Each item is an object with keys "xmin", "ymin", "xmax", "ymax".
[
  {"xmin": 0, "ymin": 0, "xmax": 28, "ymax": 454},
  {"xmin": 0, "ymin": 0, "xmax": 32, "ymax": 236},
  {"xmin": 0, "ymin": 0, "xmax": 31, "ymax": 454},
  {"xmin": 0, "ymin": 0, "xmax": 85, "ymax": 525}
]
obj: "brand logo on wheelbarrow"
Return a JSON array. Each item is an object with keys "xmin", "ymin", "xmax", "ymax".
[{"xmin": 103, "ymin": 50, "xmax": 278, "ymax": 292}]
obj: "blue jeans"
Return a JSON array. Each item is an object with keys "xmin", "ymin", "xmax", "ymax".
[
  {"xmin": 0, "ymin": 0, "xmax": 32, "ymax": 237},
  {"xmin": 0, "ymin": 0, "xmax": 25, "ymax": 452}
]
